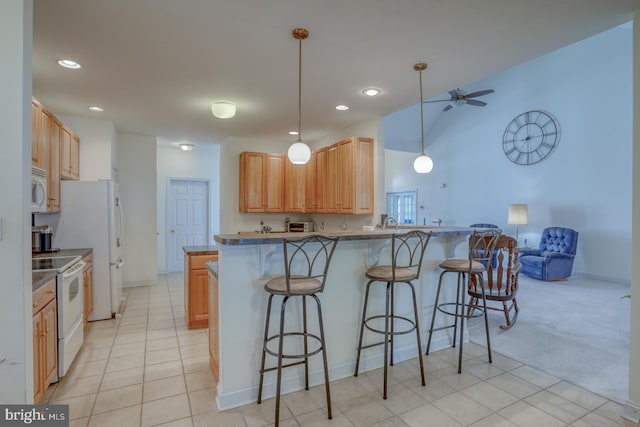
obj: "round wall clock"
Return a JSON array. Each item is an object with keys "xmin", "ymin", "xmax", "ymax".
[{"xmin": 502, "ymin": 110, "xmax": 559, "ymax": 165}]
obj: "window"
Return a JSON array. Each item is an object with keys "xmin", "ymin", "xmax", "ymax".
[{"xmin": 386, "ymin": 191, "xmax": 417, "ymax": 225}]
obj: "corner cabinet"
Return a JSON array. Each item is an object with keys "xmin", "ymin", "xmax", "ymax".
[
  {"xmin": 33, "ymin": 278, "xmax": 57, "ymax": 404},
  {"xmin": 239, "ymin": 152, "xmax": 285, "ymax": 213}
]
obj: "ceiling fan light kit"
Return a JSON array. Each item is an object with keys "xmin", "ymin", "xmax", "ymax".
[
  {"xmin": 413, "ymin": 62, "xmax": 433, "ymax": 174},
  {"xmin": 287, "ymin": 28, "xmax": 312, "ymax": 165}
]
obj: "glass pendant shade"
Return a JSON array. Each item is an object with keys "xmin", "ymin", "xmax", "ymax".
[
  {"xmin": 287, "ymin": 139, "xmax": 312, "ymax": 164},
  {"xmin": 413, "ymin": 153, "xmax": 433, "ymax": 173}
]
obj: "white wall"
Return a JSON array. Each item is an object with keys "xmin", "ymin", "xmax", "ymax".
[
  {"xmin": 56, "ymin": 115, "xmax": 117, "ymax": 180},
  {"xmin": 219, "ymin": 117, "xmax": 384, "ymax": 235},
  {"xmin": 156, "ymin": 140, "xmax": 220, "ymax": 273},
  {"xmin": 627, "ymin": 11, "xmax": 640, "ymax": 424},
  {"xmin": 384, "ymin": 25, "xmax": 632, "ymax": 283},
  {"xmin": 117, "ymin": 133, "xmax": 157, "ymax": 286},
  {"xmin": 0, "ymin": 0, "xmax": 32, "ymax": 403}
]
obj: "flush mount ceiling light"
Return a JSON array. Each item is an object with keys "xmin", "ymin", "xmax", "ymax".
[
  {"xmin": 57, "ymin": 59, "xmax": 81, "ymax": 69},
  {"xmin": 335, "ymin": 105, "xmax": 349, "ymax": 111},
  {"xmin": 287, "ymin": 28, "xmax": 312, "ymax": 165},
  {"xmin": 412, "ymin": 63, "xmax": 434, "ymax": 174},
  {"xmin": 178, "ymin": 143, "xmax": 195, "ymax": 151},
  {"xmin": 288, "ymin": 131, "xmax": 299, "ymax": 135},
  {"xmin": 88, "ymin": 106, "xmax": 103, "ymax": 112},
  {"xmin": 362, "ymin": 88, "xmax": 381, "ymax": 97},
  {"xmin": 210, "ymin": 101, "xmax": 236, "ymax": 119}
]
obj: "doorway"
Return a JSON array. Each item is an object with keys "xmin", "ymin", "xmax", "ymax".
[{"xmin": 167, "ymin": 178, "xmax": 210, "ymax": 272}]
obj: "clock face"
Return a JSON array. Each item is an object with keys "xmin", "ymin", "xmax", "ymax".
[{"xmin": 502, "ymin": 111, "xmax": 558, "ymax": 165}]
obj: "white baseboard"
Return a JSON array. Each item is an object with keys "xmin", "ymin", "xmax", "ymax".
[
  {"xmin": 216, "ymin": 335, "xmax": 454, "ymax": 411},
  {"xmin": 623, "ymin": 400, "xmax": 640, "ymax": 423}
]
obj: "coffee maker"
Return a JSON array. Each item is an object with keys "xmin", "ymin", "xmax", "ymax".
[{"xmin": 32, "ymin": 225, "xmax": 54, "ymax": 253}]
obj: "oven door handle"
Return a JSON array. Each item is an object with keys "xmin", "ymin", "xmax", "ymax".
[{"xmin": 62, "ymin": 261, "xmax": 86, "ymax": 278}]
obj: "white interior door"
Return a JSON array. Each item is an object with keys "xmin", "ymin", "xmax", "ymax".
[{"xmin": 167, "ymin": 179, "xmax": 209, "ymax": 272}]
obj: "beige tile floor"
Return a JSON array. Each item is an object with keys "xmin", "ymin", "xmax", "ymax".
[{"xmin": 42, "ymin": 272, "xmax": 638, "ymax": 427}]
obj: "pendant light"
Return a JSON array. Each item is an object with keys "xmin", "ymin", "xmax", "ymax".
[
  {"xmin": 287, "ymin": 28, "xmax": 312, "ymax": 165},
  {"xmin": 413, "ymin": 63, "xmax": 434, "ymax": 173}
]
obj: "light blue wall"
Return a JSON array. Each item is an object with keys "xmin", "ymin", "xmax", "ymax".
[{"xmin": 384, "ymin": 25, "xmax": 632, "ymax": 283}]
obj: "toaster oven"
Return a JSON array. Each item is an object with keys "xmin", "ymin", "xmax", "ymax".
[{"xmin": 288, "ymin": 221, "xmax": 314, "ymax": 232}]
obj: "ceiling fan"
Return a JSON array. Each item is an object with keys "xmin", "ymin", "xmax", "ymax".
[{"xmin": 424, "ymin": 88, "xmax": 495, "ymax": 111}]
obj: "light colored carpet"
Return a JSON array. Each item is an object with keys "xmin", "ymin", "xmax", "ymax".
[{"xmin": 467, "ymin": 274, "xmax": 630, "ymax": 403}]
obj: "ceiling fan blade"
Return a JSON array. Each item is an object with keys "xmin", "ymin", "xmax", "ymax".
[
  {"xmin": 465, "ymin": 99, "xmax": 487, "ymax": 107},
  {"xmin": 442, "ymin": 104, "xmax": 453, "ymax": 111},
  {"xmin": 423, "ymin": 99, "xmax": 450, "ymax": 103},
  {"xmin": 464, "ymin": 89, "xmax": 495, "ymax": 99}
]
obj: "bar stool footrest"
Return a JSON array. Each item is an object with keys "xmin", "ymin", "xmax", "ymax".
[
  {"xmin": 436, "ymin": 302, "xmax": 485, "ymax": 318},
  {"xmin": 263, "ymin": 331, "xmax": 324, "ymax": 359},
  {"xmin": 364, "ymin": 314, "xmax": 417, "ymax": 336}
]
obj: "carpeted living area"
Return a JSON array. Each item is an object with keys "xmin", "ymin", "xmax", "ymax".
[{"xmin": 467, "ymin": 274, "xmax": 631, "ymax": 403}]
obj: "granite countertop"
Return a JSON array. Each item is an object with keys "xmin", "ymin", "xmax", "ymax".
[
  {"xmin": 32, "ymin": 248, "xmax": 93, "ymax": 292},
  {"xmin": 206, "ymin": 261, "xmax": 218, "ymax": 278},
  {"xmin": 32, "ymin": 271, "xmax": 57, "ymax": 292},
  {"xmin": 214, "ymin": 226, "xmax": 473, "ymax": 245},
  {"xmin": 183, "ymin": 245, "xmax": 218, "ymax": 255},
  {"xmin": 33, "ymin": 248, "xmax": 93, "ymax": 259}
]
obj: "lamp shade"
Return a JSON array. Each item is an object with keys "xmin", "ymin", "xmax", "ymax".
[
  {"xmin": 508, "ymin": 204, "xmax": 528, "ymax": 225},
  {"xmin": 211, "ymin": 101, "xmax": 236, "ymax": 119},
  {"xmin": 413, "ymin": 154, "xmax": 433, "ymax": 173},
  {"xmin": 287, "ymin": 140, "xmax": 311, "ymax": 164}
]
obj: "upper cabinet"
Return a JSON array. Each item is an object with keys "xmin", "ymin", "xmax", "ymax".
[
  {"xmin": 238, "ymin": 136, "xmax": 374, "ymax": 215},
  {"xmin": 32, "ymin": 98, "xmax": 79, "ymax": 212},
  {"xmin": 239, "ymin": 152, "xmax": 285, "ymax": 213},
  {"xmin": 61, "ymin": 126, "xmax": 80, "ymax": 180}
]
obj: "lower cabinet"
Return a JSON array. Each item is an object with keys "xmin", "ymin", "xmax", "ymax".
[
  {"xmin": 83, "ymin": 254, "xmax": 93, "ymax": 328},
  {"xmin": 184, "ymin": 252, "xmax": 218, "ymax": 329},
  {"xmin": 33, "ymin": 278, "xmax": 57, "ymax": 403},
  {"xmin": 208, "ymin": 267, "xmax": 219, "ymax": 382}
]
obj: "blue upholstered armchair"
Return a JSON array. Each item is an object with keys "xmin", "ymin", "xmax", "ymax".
[{"xmin": 519, "ymin": 227, "xmax": 578, "ymax": 281}]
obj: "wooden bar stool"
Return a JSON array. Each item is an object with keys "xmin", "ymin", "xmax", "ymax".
[
  {"xmin": 354, "ymin": 230, "xmax": 432, "ymax": 399},
  {"xmin": 425, "ymin": 229, "xmax": 501, "ymax": 373},
  {"xmin": 257, "ymin": 234, "xmax": 339, "ymax": 427}
]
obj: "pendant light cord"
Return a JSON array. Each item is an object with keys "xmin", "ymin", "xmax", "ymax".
[
  {"xmin": 298, "ymin": 36, "xmax": 302, "ymax": 140},
  {"xmin": 419, "ymin": 67, "xmax": 425, "ymax": 155}
]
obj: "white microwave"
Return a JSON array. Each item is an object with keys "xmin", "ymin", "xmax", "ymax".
[{"xmin": 31, "ymin": 166, "xmax": 47, "ymax": 213}]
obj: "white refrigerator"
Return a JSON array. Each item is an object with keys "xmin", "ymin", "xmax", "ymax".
[{"xmin": 56, "ymin": 180, "xmax": 124, "ymax": 320}]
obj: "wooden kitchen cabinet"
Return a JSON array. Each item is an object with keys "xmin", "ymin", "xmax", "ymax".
[
  {"xmin": 284, "ymin": 160, "xmax": 306, "ymax": 213},
  {"xmin": 47, "ymin": 118, "xmax": 61, "ymax": 212},
  {"xmin": 304, "ymin": 152, "xmax": 316, "ymax": 213},
  {"xmin": 239, "ymin": 152, "xmax": 284, "ymax": 213},
  {"xmin": 32, "ymin": 100, "xmax": 46, "ymax": 169},
  {"xmin": 184, "ymin": 252, "xmax": 218, "ymax": 329},
  {"xmin": 33, "ymin": 278, "xmax": 57, "ymax": 404},
  {"xmin": 83, "ymin": 254, "xmax": 93, "ymax": 329},
  {"xmin": 208, "ymin": 266, "xmax": 219, "ymax": 382},
  {"xmin": 61, "ymin": 126, "xmax": 80, "ymax": 180}
]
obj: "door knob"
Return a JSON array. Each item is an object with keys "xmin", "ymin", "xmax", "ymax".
[{"xmin": 171, "ymin": 229, "xmax": 175, "ymax": 233}]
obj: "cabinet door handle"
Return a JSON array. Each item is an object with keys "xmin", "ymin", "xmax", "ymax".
[
  {"xmin": 48, "ymin": 289, "xmax": 55, "ymax": 294},
  {"xmin": 33, "ymin": 302, "xmax": 38, "ymax": 308}
]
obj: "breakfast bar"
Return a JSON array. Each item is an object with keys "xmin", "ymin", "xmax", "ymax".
[{"xmin": 212, "ymin": 227, "xmax": 474, "ymax": 410}]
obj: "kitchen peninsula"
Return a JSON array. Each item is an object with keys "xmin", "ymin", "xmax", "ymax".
[{"xmin": 212, "ymin": 227, "xmax": 474, "ymax": 411}]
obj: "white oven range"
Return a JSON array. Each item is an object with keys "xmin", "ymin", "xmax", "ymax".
[{"xmin": 32, "ymin": 255, "xmax": 85, "ymax": 378}]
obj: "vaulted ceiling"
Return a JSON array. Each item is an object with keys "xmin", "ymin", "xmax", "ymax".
[{"xmin": 32, "ymin": 0, "xmax": 640, "ymax": 146}]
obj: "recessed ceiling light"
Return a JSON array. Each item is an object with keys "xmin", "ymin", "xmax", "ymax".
[
  {"xmin": 362, "ymin": 88, "xmax": 381, "ymax": 97},
  {"xmin": 178, "ymin": 143, "xmax": 195, "ymax": 151},
  {"xmin": 57, "ymin": 59, "xmax": 81, "ymax": 69},
  {"xmin": 335, "ymin": 105, "xmax": 349, "ymax": 111},
  {"xmin": 88, "ymin": 106, "xmax": 103, "ymax": 112},
  {"xmin": 288, "ymin": 131, "xmax": 299, "ymax": 136}
]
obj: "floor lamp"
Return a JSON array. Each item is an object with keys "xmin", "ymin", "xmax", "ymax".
[{"xmin": 508, "ymin": 204, "xmax": 528, "ymax": 245}]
